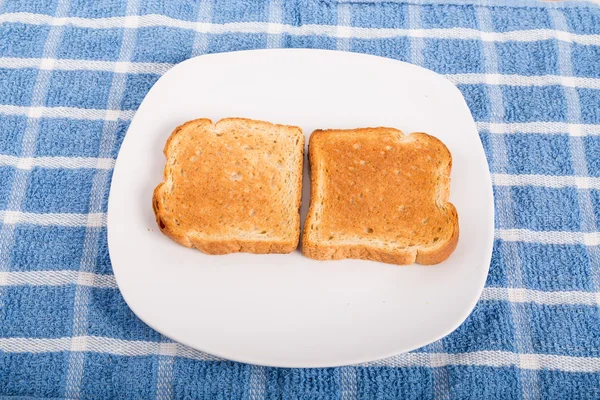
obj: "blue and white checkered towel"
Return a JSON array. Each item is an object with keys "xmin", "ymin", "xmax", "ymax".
[{"xmin": 1, "ymin": 0, "xmax": 599, "ymax": 398}]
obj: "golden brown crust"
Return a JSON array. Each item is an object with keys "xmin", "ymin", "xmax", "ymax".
[
  {"xmin": 187, "ymin": 236, "xmax": 297, "ymax": 255},
  {"xmin": 153, "ymin": 117, "xmax": 304, "ymax": 255},
  {"xmin": 415, "ymin": 203, "xmax": 459, "ymax": 264},
  {"xmin": 153, "ymin": 182, "xmax": 190, "ymax": 247},
  {"xmin": 302, "ymin": 127, "xmax": 458, "ymax": 265}
]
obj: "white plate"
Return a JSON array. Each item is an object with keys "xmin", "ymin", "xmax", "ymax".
[{"xmin": 108, "ymin": 49, "xmax": 494, "ymax": 368}]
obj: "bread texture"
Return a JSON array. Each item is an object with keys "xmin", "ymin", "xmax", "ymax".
[
  {"xmin": 153, "ymin": 118, "xmax": 304, "ymax": 254},
  {"xmin": 302, "ymin": 127, "xmax": 458, "ymax": 265}
]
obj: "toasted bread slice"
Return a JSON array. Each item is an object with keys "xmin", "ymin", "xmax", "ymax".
[
  {"xmin": 153, "ymin": 118, "xmax": 304, "ymax": 254},
  {"xmin": 302, "ymin": 127, "xmax": 458, "ymax": 265}
]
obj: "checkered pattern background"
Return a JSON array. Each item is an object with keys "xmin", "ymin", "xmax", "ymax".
[{"xmin": 1, "ymin": 0, "xmax": 599, "ymax": 398}]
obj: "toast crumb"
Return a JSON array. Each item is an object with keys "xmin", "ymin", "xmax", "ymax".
[
  {"xmin": 153, "ymin": 118, "xmax": 304, "ymax": 254},
  {"xmin": 302, "ymin": 127, "xmax": 458, "ymax": 265}
]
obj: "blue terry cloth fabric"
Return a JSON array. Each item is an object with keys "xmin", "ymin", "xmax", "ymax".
[{"xmin": 1, "ymin": 0, "xmax": 600, "ymax": 398}]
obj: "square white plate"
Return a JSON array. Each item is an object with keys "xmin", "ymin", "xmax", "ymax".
[{"xmin": 108, "ymin": 49, "xmax": 494, "ymax": 368}]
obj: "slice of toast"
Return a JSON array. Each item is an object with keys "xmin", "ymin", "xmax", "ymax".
[
  {"xmin": 302, "ymin": 127, "xmax": 458, "ymax": 265},
  {"xmin": 153, "ymin": 118, "xmax": 304, "ymax": 254}
]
